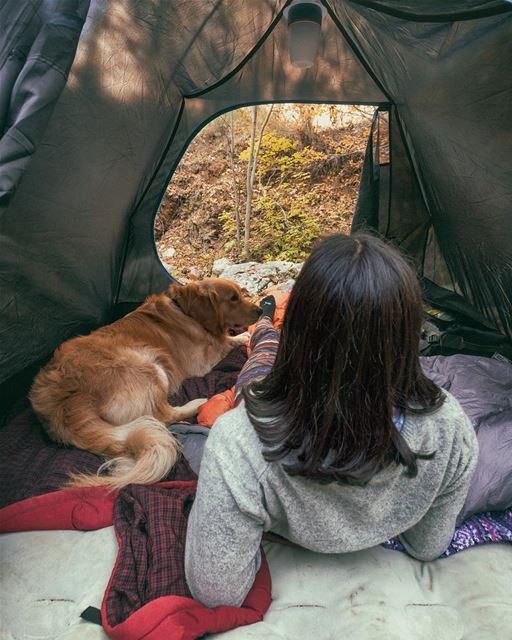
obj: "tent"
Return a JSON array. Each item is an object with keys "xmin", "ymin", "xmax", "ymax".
[
  {"xmin": 1, "ymin": 4, "xmax": 512, "ymax": 638},
  {"xmin": 1, "ymin": 0, "xmax": 512, "ymax": 408}
]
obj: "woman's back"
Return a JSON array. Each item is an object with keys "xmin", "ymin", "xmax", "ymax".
[
  {"xmin": 185, "ymin": 392, "xmax": 477, "ymax": 607},
  {"xmin": 184, "ymin": 233, "xmax": 479, "ymax": 608}
]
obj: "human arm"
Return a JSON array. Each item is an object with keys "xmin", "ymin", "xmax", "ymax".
[
  {"xmin": 399, "ymin": 429, "xmax": 478, "ymax": 560},
  {"xmin": 184, "ymin": 420, "xmax": 268, "ymax": 607}
]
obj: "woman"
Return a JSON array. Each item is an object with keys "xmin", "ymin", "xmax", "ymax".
[{"xmin": 184, "ymin": 233, "xmax": 478, "ymax": 608}]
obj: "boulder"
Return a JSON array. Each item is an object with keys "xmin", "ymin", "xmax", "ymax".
[
  {"xmin": 211, "ymin": 259, "xmax": 302, "ymax": 296},
  {"xmin": 211, "ymin": 257, "xmax": 235, "ymax": 276}
]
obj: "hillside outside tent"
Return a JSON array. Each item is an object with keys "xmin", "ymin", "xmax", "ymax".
[{"xmin": 1, "ymin": 0, "xmax": 512, "ymax": 410}]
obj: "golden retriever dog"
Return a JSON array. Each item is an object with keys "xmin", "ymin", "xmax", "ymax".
[{"xmin": 29, "ymin": 278, "xmax": 261, "ymax": 490}]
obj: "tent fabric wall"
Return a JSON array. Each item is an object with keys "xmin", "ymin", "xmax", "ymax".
[
  {"xmin": 0, "ymin": 0, "xmax": 511, "ymax": 392},
  {"xmin": 0, "ymin": 0, "xmax": 89, "ymax": 202},
  {"xmin": 348, "ymin": 0, "xmax": 512, "ymax": 20},
  {"xmin": 352, "ymin": 106, "xmax": 448, "ymax": 284},
  {"xmin": 335, "ymin": 2, "xmax": 512, "ymax": 334}
]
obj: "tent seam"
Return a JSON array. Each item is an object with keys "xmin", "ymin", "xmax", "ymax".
[
  {"xmin": 182, "ymin": 0, "xmax": 294, "ymax": 100},
  {"xmin": 347, "ymin": 0, "xmax": 512, "ymax": 23}
]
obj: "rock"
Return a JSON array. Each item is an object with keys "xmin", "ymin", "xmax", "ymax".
[
  {"xmin": 211, "ymin": 257, "xmax": 234, "ymax": 276},
  {"xmin": 213, "ymin": 260, "xmax": 302, "ymax": 296},
  {"xmin": 188, "ymin": 266, "xmax": 202, "ymax": 280},
  {"xmin": 162, "ymin": 246, "xmax": 176, "ymax": 258},
  {"xmin": 273, "ymin": 278, "xmax": 296, "ymax": 293}
]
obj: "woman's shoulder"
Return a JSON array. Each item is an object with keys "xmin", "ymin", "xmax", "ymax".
[
  {"xmin": 209, "ymin": 402, "xmax": 258, "ymax": 438},
  {"xmin": 402, "ymin": 389, "xmax": 478, "ymax": 455},
  {"xmin": 433, "ymin": 389, "xmax": 474, "ymax": 430}
]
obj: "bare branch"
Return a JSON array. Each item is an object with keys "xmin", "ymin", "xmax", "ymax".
[{"xmin": 244, "ymin": 106, "xmax": 258, "ymax": 257}]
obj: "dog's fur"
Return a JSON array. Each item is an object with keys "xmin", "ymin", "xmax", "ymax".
[{"xmin": 29, "ymin": 278, "xmax": 261, "ymax": 490}]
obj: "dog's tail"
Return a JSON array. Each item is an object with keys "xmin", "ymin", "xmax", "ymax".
[
  {"xmin": 30, "ymin": 374, "xmax": 180, "ymax": 492},
  {"xmin": 66, "ymin": 416, "xmax": 180, "ymax": 491}
]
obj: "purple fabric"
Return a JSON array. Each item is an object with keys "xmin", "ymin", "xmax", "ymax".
[
  {"xmin": 420, "ymin": 355, "xmax": 512, "ymax": 520},
  {"xmin": 0, "ymin": 346, "xmax": 246, "ymax": 509},
  {"xmin": 0, "ymin": 398, "xmax": 106, "ymax": 508},
  {"xmin": 388, "ymin": 353, "xmax": 512, "ymax": 556},
  {"xmin": 383, "ymin": 509, "xmax": 512, "ymax": 557}
]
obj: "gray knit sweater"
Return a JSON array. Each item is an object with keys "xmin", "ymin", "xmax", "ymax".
[{"xmin": 184, "ymin": 392, "xmax": 478, "ymax": 608}]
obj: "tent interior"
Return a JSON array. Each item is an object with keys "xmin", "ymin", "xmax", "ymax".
[{"xmin": 1, "ymin": 1, "xmax": 511, "ymax": 638}]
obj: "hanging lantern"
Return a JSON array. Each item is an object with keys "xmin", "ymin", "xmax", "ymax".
[{"xmin": 286, "ymin": 2, "xmax": 324, "ymax": 69}]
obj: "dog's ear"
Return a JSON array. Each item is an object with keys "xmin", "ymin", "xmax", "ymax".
[
  {"xmin": 205, "ymin": 287, "xmax": 219, "ymax": 306},
  {"xmin": 207, "ymin": 287, "xmax": 224, "ymax": 332},
  {"xmin": 196, "ymin": 284, "xmax": 224, "ymax": 335},
  {"xmin": 172, "ymin": 282, "xmax": 224, "ymax": 335}
]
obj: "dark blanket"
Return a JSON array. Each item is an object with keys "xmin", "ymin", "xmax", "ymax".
[{"xmin": 0, "ymin": 346, "xmax": 247, "ymax": 509}]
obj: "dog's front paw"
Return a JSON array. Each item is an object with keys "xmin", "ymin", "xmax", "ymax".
[
  {"xmin": 185, "ymin": 398, "xmax": 208, "ymax": 413},
  {"xmin": 171, "ymin": 397, "xmax": 208, "ymax": 422},
  {"xmin": 231, "ymin": 331, "xmax": 250, "ymax": 346}
]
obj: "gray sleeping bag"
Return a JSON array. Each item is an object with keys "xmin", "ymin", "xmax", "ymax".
[{"xmin": 421, "ymin": 355, "xmax": 512, "ymax": 521}]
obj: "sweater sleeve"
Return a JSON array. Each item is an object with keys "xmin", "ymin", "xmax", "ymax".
[
  {"xmin": 399, "ymin": 414, "xmax": 478, "ymax": 561},
  {"xmin": 184, "ymin": 421, "xmax": 267, "ymax": 608}
]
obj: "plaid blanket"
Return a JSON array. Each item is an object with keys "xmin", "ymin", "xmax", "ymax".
[
  {"xmin": 99, "ymin": 481, "xmax": 271, "ymax": 640},
  {"xmin": 106, "ymin": 483, "xmax": 196, "ymax": 626}
]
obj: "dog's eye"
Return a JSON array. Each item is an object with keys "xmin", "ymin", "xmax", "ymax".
[{"xmin": 231, "ymin": 294, "xmax": 239, "ymax": 302}]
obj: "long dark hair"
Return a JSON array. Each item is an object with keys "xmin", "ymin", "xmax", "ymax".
[{"xmin": 242, "ymin": 233, "xmax": 444, "ymax": 484}]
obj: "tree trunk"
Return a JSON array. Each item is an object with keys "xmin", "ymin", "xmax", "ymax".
[
  {"xmin": 244, "ymin": 106, "xmax": 258, "ymax": 258},
  {"xmin": 228, "ymin": 110, "xmax": 241, "ymax": 253},
  {"xmin": 244, "ymin": 105, "xmax": 274, "ymax": 258}
]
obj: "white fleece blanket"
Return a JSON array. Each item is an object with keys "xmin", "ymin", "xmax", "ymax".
[{"xmin": 0, "ymin": 528, "xmax": 511, "ymax": 640}]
